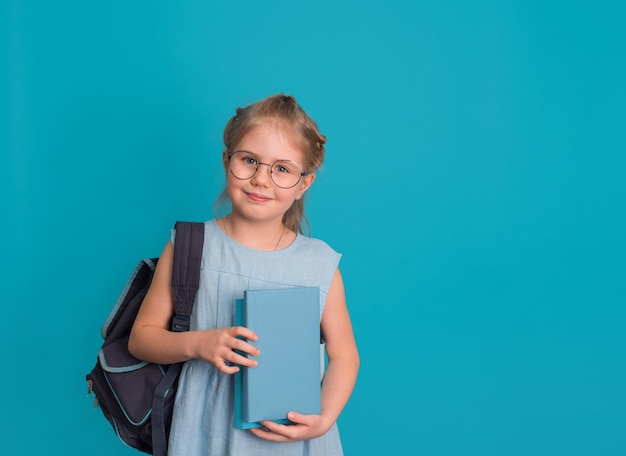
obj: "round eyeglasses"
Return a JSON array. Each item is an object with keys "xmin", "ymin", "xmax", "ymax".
[{"xmin": 227, "ymin": 150, "xmax": 308, "ymax": 189}]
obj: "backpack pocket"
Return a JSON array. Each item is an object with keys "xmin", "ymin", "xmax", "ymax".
[{"xmin": 98, "ymin": 337, "xmax": 166, "ymax": 426}]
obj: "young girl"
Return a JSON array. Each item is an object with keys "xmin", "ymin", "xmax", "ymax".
[{"xmin": 128, "ymin": 94, "xmax": 359, "ymax": 455}]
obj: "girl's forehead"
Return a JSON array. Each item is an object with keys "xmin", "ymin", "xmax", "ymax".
[{"xmin": 236, "ymin": 120, "xmax": 305, "ymax": 161}]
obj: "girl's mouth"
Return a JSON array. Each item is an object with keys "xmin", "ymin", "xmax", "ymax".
[{"xmin": 246, "ymin": 192, "xmax": 271, "ymax": 203}]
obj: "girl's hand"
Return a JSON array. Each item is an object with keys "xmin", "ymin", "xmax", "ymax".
[
  {"xmin": 249, "ymin": 412, "xmax": 333, "ymax": 442},
  {"xmin": 193, "ymin": 326, "xmax": 259, "ymax": 374}
]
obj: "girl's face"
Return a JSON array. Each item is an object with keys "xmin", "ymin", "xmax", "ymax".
[{"xmin": 223, "ymin": 120, "xmax": 315, "ymax": 226}]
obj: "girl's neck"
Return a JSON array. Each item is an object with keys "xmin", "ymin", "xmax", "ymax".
[{"xmin": 221, "ymin": 214, "xmax": 292, "ymax": 251}]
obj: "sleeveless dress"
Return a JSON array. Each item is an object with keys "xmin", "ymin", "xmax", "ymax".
[{"xmin": 167, "ymin": 220, "xmax": 344, "ymax": 456}]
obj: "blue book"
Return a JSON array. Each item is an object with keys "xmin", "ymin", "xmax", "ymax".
[{"xmin": 234, "ymin": 287, "xmax": 321, "ymax": 429}]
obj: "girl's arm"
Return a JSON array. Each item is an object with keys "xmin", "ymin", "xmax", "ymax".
[
  {"xmin": 318, "ymin": 267, "xmax": 360, "ymax": 425},
  {"xmin": 128, "ymin": 241, "xmax": 259, "ymax": 373},
  {"xmin": 251, "ymin": 267, "xmax": 360, "ymax": 441}
]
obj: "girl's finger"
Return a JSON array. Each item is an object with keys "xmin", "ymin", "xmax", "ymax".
[
  {"xmin": 217, "ymin": 359, "xmax": 240, "ymax": 375},
  {"xmin": 231, "ymin": 338, "xmax": 260, "ymax": 357},
  {"xmin": 229, "ymin": 351, "xmax": 258, "ymax": 368}
]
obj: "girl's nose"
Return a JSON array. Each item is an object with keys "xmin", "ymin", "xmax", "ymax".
[{"xmin": 250, "ymin": 163, "xmax": 272, "ymax": 187}]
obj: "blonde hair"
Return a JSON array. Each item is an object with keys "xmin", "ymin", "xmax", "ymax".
[{"xmin": 216, "ymin": 94, "xmax": 327, "ymax": 234}]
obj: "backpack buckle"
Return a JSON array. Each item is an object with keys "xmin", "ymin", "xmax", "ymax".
[{"xmin": 171, "ymin": 315, "xmax": 190, "ymax": 332}]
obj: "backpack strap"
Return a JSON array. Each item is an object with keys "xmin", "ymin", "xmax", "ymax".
[
  {"xmin": 171, "ymin": 221, "xmax": 204, "ymax": 332},
  {"xmin": 152, "ymin": 221, "xmax": 205, "ymax": 456}
]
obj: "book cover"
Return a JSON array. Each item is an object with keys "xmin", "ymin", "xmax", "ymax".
[{"xmin": 233, "ymin": 286, "xmax": 321, "ymax": 429}]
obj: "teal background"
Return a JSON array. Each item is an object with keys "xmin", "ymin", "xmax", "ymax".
[{"xmin": 2, "ymin": 1, "xmax": 625, "ymax": 455}]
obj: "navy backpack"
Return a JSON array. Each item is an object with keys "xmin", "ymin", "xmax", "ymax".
[{"xmin": 86, "ymin": 222, "xmax": 204, "ymax": 455}]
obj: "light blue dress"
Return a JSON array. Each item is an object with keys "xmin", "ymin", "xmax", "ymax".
[{"xmin": 168, "ymin": 220, "xmax": 344, "ymax": 455}]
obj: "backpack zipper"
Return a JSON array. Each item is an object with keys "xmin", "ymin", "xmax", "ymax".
[{"xmin": 87, "ymin": 379, "xmax": 99, "ymax": 409}]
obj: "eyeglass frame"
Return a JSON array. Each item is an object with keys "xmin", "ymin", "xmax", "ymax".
[{"xmin": 227, "ymin": 150, "xmax": 309, "ymax": 189}]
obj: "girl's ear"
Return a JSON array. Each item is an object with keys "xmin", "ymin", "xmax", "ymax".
[
  {"xmin": 295, "ymin": 173, "xmax": 316, "ymax": 200},
  {"xmin": 222, "ymin": 150, "xmax": 229, "ymax": 171}
]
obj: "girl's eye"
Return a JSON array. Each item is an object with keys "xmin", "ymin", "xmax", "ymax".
[
  {"xmin": 243, "ymin": 156, "xmax": 258, "ymax": 166},
  {"xmin": 274, "ymin": 162, "xmax": 292, "ymax": 174}
]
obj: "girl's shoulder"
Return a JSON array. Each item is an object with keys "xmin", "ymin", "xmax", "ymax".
[
  {"xmin": 295, "ymin": 233, "xmax": 334, "ymax": 249},
  {"xmin": 290, "ymin": 233, "xmax": 341, "ymax": 259}
]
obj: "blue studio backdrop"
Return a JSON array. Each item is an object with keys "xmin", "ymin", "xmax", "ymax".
[{"xmin": 2, "ymin": 1, "xmax": 625, "ymax": 455}]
